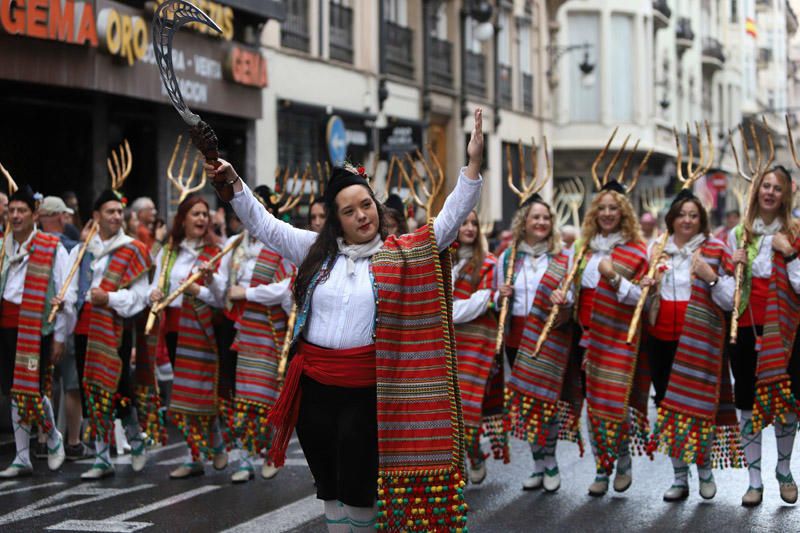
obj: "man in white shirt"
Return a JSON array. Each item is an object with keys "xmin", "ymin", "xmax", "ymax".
[{"xmin": 0, "ymin": 186, "xmax": 70, "ymax": 478}]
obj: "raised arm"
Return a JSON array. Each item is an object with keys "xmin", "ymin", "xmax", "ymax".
[{"xmin": 205, "ymin": 160, "xmax": 317, "ymax": 266}]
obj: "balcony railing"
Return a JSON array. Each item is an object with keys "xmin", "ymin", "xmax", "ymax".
[
  {"xmin": 385, "ymin": 21, "xmax": 414, "ymax": 79},
  {"xmin": 653, "ymin": 0, "xmax": 671, "ymax": 31},
  {"xmin": 522, "ymin": 72, "xmax": 533, "ymax": 112},
  {"xmin": 465, "ymin": 51, "xmax": 486, "ymax": 97},
  {"xmin": 498, "ymin": 64, "xmax": 512, "ymax": 107},
  {"xmin": 428, "ymin": 37, "xmax": 453, "ymax": 88},
  {"xmin": 758, "ymin": 47, "xmax": 774, "ymax": 67},
  {"xmin": 282, "ymin": 0, "xmax": 310, "ymax": 52},
  {"xmin": 676, "ymin": 17, "xmax": 695, "ymax": 41},
  {"xmin": 702, "ymin": 37, "xmax": 726, "ymax": 63},
  {"xmin": 329, "ymin": 2, "xmax": 353, "ymax": 63}
]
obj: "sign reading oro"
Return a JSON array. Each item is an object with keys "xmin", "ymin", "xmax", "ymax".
[{"xmin": 0, "ymin": 0, "xmax": 264, "ymax": 88}]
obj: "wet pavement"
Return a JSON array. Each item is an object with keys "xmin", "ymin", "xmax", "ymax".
[{"xmin": 1, "ymin": 421, "xmax": 799, "ymax": 532}]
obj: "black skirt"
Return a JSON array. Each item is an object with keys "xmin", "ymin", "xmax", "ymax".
[{"xmin": 294, "ymin": 374, "xmax": 378, "ymax": 507}]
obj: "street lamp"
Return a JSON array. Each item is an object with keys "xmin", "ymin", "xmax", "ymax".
[{"xmin": 546, "ymin": 43, "xmax": 595, "ymax": 88}]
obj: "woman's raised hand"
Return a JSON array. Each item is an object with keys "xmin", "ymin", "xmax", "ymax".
[{"xmin": 465, "ymin": 108, "xmax": 483, "ymax": 180}]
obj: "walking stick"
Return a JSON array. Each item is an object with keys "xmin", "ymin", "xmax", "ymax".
[
  {"xmin": 147, "ymin": 233, "xmax": 245, "ymax": 327},
  {"xmin": 47, "ymin": 221, "xmax": 99, "ymax": 324},
  {"xmin": 277, "ymin": 303, "xmax": 297, "ymax": 384},
  {"xmin": 626, "ymin": 122, "xmax": 713, "ymax": 343},
  {"xmin": 728, "ymin": 118, "xmax": 774, "ymax": 344},
  {"xmin": 144, "ymin": 242, "xmax": 173, "ymax": 335}
]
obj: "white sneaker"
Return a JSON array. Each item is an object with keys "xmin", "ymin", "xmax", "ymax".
[
  {"xmin": 662, "ymin": 485, "xmax": 689, "ymax": 502},
  {"xmin": 613, "ymin": 469, "xmax": 632, "ymax": 493},
  {"xmin": 522, "ymin": 472, "xmax": 543, "ymax": 491},
  {"xmin": 588, "ymin": 477, "xmax": 609, "ymax": 497},
  {"xmin": 0, "ymin": 463, "xmax": 33, "ymax": 478},
  {"xmin": 469, "ymin": 461, "xmax": 487, "ymax": 485},
  {"xmin": 543, "ymin": 467, "xmax": 560, "ymax": 492},
  {"xmin": 47, "ymin": 435, "xmax": 66, "ymax": 471},
  {"xmin": 261, "ymin": 462, "xmax": 280, "ymax": 480},
  {"xmin": 81, "ymin": 463, "xmax": 115, "ymax": 480},
  {"xmin": 232, "ymin": 468, "xmax": 255, "ymax": 484},
  {"xmin": 131, "ymin": 447, "xmax": 147, "ymax": 473},
  {"xmin": 114, "ymin": 420, "xmax": 130, "ymax": 455},
  {"xmin": 699, "ymin": 476, "xmax": 717, "ymax": 500},
  {"xmin": 213, "ymin": 449, "xmax": 228, "ymax": 471}
]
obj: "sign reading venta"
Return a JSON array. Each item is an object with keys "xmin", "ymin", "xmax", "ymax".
[{"xmin": 0, "ymin": 0, "xmax": 264, "ymax": 87}]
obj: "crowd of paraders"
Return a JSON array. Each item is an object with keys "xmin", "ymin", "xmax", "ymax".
[{"xmin": 2, "ymin": 108, "xmax": 800, "ymax": 532}]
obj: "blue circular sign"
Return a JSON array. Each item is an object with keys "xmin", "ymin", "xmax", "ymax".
[{"xmin": 326, "ymin": 115, "xmax": 347, "ymax": 165}]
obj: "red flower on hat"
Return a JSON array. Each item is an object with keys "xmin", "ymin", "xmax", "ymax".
[{"xmin": 357, "ymin": 166, "xmax": 366, "ymax": 175}]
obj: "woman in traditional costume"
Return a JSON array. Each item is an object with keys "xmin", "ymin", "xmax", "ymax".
[
  {"xmin": 204, "ymin": 109, "xmax": 483, "ymax": 532},
  {"xmin": 214, "ymin": 185, "xmax": 295, "ymax": 483},
  {"xmin": 726, "ymin": 166, "xmax": 800, "ymax": 507},
  {"xmin": 148, "ymin": 195, "xmax": 228, "ymax": 479},
  {"xmin": 450, "ymin": 210, "xmax": 502, "ymax": 485},
  {"xmin": 502, "ymin": 194, "xmax": 580, "ymax": 493},
  {"xmin": 644, "ymin": 190, "xmax": 743, "ymax": 501},
  {"xmin": 576, "ymin": 180, "xmax": 650, "ymax": 497}
]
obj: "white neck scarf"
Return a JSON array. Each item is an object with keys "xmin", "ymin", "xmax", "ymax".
[
  {"xmin": 5, "ymin": 228, "xmax": 37, "ymax": 267},
  {"xmin": 663, "ymin": 233, "xmax": 706, "ymax": 259},
  {"xmin": 89, "ymin": 229, "xmax": 133, "ymax": 266},
  {"xmin": 589, "ymin": 231, "xmax": 625, "ymax": 254},
  {"xmin": 457, "ymin": 245, "xmax": 474, "ymax": 262},
  {"xmin": 517, "ymin": 240, "xmax": 549, "ymax": 258},
  {"xmin": 336, "ymin": 234, "xmax": 384, "ymax": 275},
  {"xmin": 752, "ymin": 217, "xmax": 782, "ymax": 237}
]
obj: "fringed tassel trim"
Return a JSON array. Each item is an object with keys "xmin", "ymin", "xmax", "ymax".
[
  {"xmin": 556, "ymin": 402, "xmax": 585, "ymax": 457},
  {"xmin": 82, "ymin": 383, "xmax": 125, "ymax": 443},
  {"xmin": 652, "ymin": 407, "xmax": 714, "ymax": 467},
  {"xmin": 752, "ymin": 378, "xmax": 800, "ymax": 433},
  {"xmin": 376, "ymin": 469, "xmax": 468, "ymax": 532},
  {"xmin": 711, "ymin": 424, "xmax": 746, "ymax": 469},
  {"xmin": 11, "ymin": 392, "xmax": 49, "ymax": 431},
  {"xmin": 171, "ymin": 411, "xmax": 214, "ymax": 461},
  {"xmin": 224, "ymin": 398, "xmax": 273, "ymax": 456},
  {"xmin": 482, "ymin": 414, "xmax": 510, "ymax": 464},
  {"xmin": 588, "ymin": 407, "xmax": 653, "ymax": 475},
  {"xmin": 134, "ymin": 386, "xmax": 167, "ymax": 446},
  {"xmin": 464, "ymin": 425, "xmax": 484, "ymax": 464},
  {"xmin": 504, "ymin": 388, "xmax": 558, "ymax": 447},
  {"xmin": 628, "ymin": 407, "xmax": 653, "ymax": 459}
]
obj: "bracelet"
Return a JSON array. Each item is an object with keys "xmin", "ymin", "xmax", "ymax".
[
  {"xmin": 708, "ymin": 276, "xmax": 719, "ymax": 288},
  {"xmin": 784, "ymin": 252, "xmax": 798, "ymax": 263},
  {"xmin": 212, "ymin": 175, "xmax": 239, "ymax": 188},
  {"xmin": 609, "ymin": 273, "xmax": 621, "ymax": 289}
]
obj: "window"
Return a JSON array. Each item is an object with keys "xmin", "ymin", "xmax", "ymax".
[
  {"xmin": 731, "ymin": 0, "xmax": 738, "ymax": 23},
  {"xmin": 384, "ymin": 0, "xmax": 407, "ymax": 26},
  {"xmin": 610, "ymin": 14, "xmax": 634, "ymax": 122},
  {"xmin": 330, "ymin": 0, "xmax": 354, "ymax": 63},
  {"xmin": 519, "ymin": 20, "xmax": 533, "ymax": 112},
  {"xmin": 498, "ymin": 10, "xmax": 511, "ymax": 66},
  {"xmin": 568, "ymin": 12, "xmax": 600, "ymax": 122},
  {"xmin": 282, "ymin": 0, "xmax": 310, "ymax": 52},
  {"xmin": 433, "ymin": 2, "xmax": 447, "ymax": 39}
]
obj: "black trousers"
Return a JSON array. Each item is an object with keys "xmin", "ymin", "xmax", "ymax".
[
  {"xmin": 644, "ymin": 335, "xmax": 679, "ymax": 406},
  {"xmin": 295, "ymin": 375, "xmax": 378, "ymax": 507},
  {"xmin": 74, "ymin": 330, "xmax": 134, "ymax": 420},
  {"xmin": 0, "ymin": 328, "xmax": 52, "ymax": 396}
]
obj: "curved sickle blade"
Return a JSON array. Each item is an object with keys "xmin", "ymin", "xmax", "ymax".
[{"xmin": 153, "ymin": 0, "xmax": 222, "ymax": 126}]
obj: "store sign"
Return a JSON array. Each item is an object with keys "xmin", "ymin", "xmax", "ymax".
[
  {"xmin": 97, "ymin": 8, "xmax": 147, "ymax": 66},
  {"xmin": 224, "ymin": 45, "xmax": 268, "ymax": 88},
  {"xmin": 379, "ymin": 121, "xmax": 423, "ymax": 158}
]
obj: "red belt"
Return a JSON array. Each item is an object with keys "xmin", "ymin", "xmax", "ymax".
[
  {"xmin": 75, "ymin": 304, "xmax": 93, "ymax": 336},
  {"xmin": 578, "ymin": 288, "xmax": 596, "ymax": 329},
  {"xmin": 0, "ymin": 301, "xmax": 19, "ymax": 329},
  {"xmin": 267, "ymin": 340, "xmax": 376, "ymax": 467},
  {"xmin": 648, "ymin": 300, "xmax": 689, "ymax": 341},
  {"xmin": 505, "ymin": 316, "xmax": 527, "ymax": 349},
  {"xmin": 163, "ymin": 307, "xmax": 181, "ymax": 333},
  {"xmin": 739, "ymin": 277, "xmax": 769, "ymax": 328}
]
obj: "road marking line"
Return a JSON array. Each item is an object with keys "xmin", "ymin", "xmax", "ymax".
[
  {"xmin": 0, "ymin": 481, "xmax": 65, "ymax": 496},
  {"xmin": 221, "ymin": 494, "xmax": 321, "ymax": 533},
  {"xmin": 76, "ymin": 442, "xmax": 185, "ymax": 465},
  {"xmin": 0, "ymin": 484, "xmax": 154, "ymax": 526},
  {"xmin": 46, "ymin": 485, "xmax": 222, "ymax": 532},
  {"xmin": 0, "ymin": 481, "xmax": 19, "ymax": 491}
]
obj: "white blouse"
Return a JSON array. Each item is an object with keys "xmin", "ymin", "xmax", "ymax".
[
  {"xmin": 581, "ymin": 251, "xmax": 640, "ymax": 306},
  {"xmin": 493, "ymin": 252, "xmax": 575, "ymax": 316},
  {"xmin": 451, "ymin": 257, "xmax": 491, "ymax": 325},
  {"xmin": 151, "ymin": 242, "xmax": 220, "ymax": 309},
  {"xmin": 213, "ymin": 235, "xmax": 292, "ymax": 309},
  {"xmin": 1, "ymin": 230, "xmax": 72, "ymax": 342},
  {"xmin": 231, "ymin": 170, "xmax": 482, "ymax": 349}
]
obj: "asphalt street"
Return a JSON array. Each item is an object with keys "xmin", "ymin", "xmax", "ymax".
[{"xmin": 1, "ymin": 421, "xmax": 799, "ymax": 532}]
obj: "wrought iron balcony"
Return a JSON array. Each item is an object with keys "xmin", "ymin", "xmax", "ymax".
[
  {"xmin": 282, "ymin": 0, "xmax": 310, "ymax": 53},
  {"xmin": 329, "ymin": 2, "xmax": 353, "ymax": 63},
  {"xmin": 385, "ymin": 21, "xmax": 414, "ymax": 79},
  {"xmin": 702, "ymin": 37, "xmax": 726, "ymax": 65},
  {"xmin": 465, "ymin": 51, "xmax": 487, "ymax": 98},
  {"xmin": 653, "ymin": 0, "xmax": 671, "ymax": 31},
  {"xmin": 428, "ymin": 37, "xmax": 453, "ymax": 89},
  {"xmin": 498, "ymin": 64, "xmax": 512, "ymax": 108},
  {"xmin": 675, "ymin": 17, "xmax": 694, "ymax": 57}
]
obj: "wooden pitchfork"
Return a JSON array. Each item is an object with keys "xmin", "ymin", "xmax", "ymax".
[
  {"xmin": 0, "ymin": 162, "xmax": 19, "ymax": 287},
  {"xmin": 308, "ymin": 161, "xmax": 330, "ymax": 205},
  {"xmin": 727, "ymin": 118, "xmax": 775, "ymax": 343},
  {"xmin": 278, "ymin": 165, "xmax": 310, "ymax": 214},
  {"xmin": 532, "ymin": 129, "xmax": 652, "ymax": 357},
  {"xmin": 641, "ymin": 186, "xmax": 666, "ymax": 218},
  {"xmin": 396, "ymin": 146, "xmax": 446, "ymax": 219},
  {"xmin": 626, "ymin": 122, "xmax": 713, "ymax": 343},
  {"xmin": 554, "ymin": 176, "xmax": 584, "ymax": 227},
  {"xmin": 168, "ymin": 134, "xmax": 207, "ymax": 202},
  {"xmin": 498, "ymin": 138, "xmax": 551, "ymax": 355},
  {"xmin": 107, "ymin": 139, "xmax": 132, "ymax": 192}
]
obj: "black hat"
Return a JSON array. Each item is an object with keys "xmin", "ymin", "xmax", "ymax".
[
  {"xmin": 9, "ymin": 185, "xmax": 39, "ymax": 212},
  {"xmin": 324, "ymin": 166, "xmax": 370, "ymax": 209},
  {"xmin": 253, "ymin": 184, "xmax": 281, "ymax": 216},
  {"xmin": 600, "ymin": 180, "xmax": 626, "ymax": 195},
  {"xmin": 93, "ymin": 189, "xmax": 124, "ymax": 212},
  {"xmin": 384, "ymin": 193, "xmax": 404, "ymax": 214},
  {"xmin": 669, "ymin": 188, "xmax": 697, "ymax": 209},
  {"xmin": 519, "ymin": 192, "xmax": 545, "ymax": 210}
]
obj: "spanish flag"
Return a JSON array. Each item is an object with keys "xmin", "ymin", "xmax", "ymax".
[{"xmin": 746, "ymin": 17, "xmax": 757, "ymax": 38}]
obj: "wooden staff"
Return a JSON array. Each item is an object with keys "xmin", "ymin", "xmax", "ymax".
[
  {"xmin": 494, "ymin": 242, "xmax": 518, "ymax": 354},
  {"xmin": 46, "ymin": 221, "xmax": 99, "ymax": 324},
  {"xmin": 147, "ymin": 233, "xmax": 245, "ymax": 326},
  {"xmin": 0, "ymin": 162, "xmax": 19, "ymax": 281},
  {"xmin": 531, "ymin": 243, "xmax": 587, "ymax": 358},
  {"xmin": 144, "ymin": 242, "xmax": 173, "ymax": 335},
  {"xmin": 625, "ymin": 231, "xmax": 668, "ymax": 343},
  {"xmin": 277, "ymin": 303, "xmax": 297, "ymax": 383}
]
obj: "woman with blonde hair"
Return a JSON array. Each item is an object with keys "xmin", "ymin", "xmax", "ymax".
[
  {"xmin": 726, "ymin": 165, "xmax": 800, "ymax": 507},
  {"xmin": 451, "ymin": 210, "xmax": 503, "ymax": 484},
  {"xmin": 572, "ymin": 181, "xmax": 650, "ymax": 497},
  {"xmin": 502, "ymin": 194, "xmax": 580, "ymax": 493}
]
